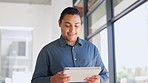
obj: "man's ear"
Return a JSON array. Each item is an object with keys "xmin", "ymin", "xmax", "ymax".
[{"xmin": 58, "ymin": 19, "xmax": 61, "ymax": 27}]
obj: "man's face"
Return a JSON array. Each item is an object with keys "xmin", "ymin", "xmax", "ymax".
[{"xmin": 59, "ymin": 14, "xmax": 81, "ymax": 42}]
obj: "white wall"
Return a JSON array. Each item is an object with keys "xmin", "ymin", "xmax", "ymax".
[
  {"xmin": 51, "ymin": 0, "xmax": 72, "ymax": 40},
  {"xmin": 0, "ymin": 0, "xmax": 72, "ymax": 73},
  {"xmin": 0, "ymin": 2, "xmax": 52, "ymax": 73},
  {"xmin": 12, "ymin": 71, "xmax": 32, "ymax": 83}
]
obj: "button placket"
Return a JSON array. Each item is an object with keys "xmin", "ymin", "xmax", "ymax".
[
  {"xmin": 73, "ymin": 47, "xmax": 77, "ymax": 61},
  {"xmin": 72, "ymin": 47, "xmax": 75, "ymax": 66}
]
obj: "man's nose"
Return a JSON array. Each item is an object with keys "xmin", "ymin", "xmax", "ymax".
[{"xmin": 69, "ymin": 25, "xmax": 75, "ymax": 32}]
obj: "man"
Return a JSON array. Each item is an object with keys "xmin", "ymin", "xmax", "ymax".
[{"xmin": 31, "ymin": 7, "xmax": 109, "ymax": 83}]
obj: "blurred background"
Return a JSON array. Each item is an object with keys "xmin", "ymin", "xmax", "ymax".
[{"xmin": 0, "ymin": 0, "xmax": 148, "ymax": 83}]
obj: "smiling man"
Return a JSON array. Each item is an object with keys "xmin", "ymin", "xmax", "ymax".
[
  {"xmin": 59, "ymin": 13, "xmax": 81, "ymax": 46},
  {"xmin": 31, "ymin": 7, "xmax": 109, "ymax": 83}
]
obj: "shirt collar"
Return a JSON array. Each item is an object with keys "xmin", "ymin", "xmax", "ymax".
[
  {"xmin": 59, "ymin": 35, "xmax": 83, "ymax": 47},
  {"xmin": 77, "ymin": 37, "xmax": 83, "ymax": 46}
]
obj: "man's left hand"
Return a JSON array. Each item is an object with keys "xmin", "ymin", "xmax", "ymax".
[{"xmin": 85, "ymin": 75, "xmax": 100, "ymax": 83}]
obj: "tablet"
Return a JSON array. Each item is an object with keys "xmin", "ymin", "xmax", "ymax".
[{"xmin": 63, "ymin": 67, "xmax": 101, "ymax": 82}]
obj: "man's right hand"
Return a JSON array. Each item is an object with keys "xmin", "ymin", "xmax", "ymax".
[{"xmin": 50, "ymin": 71, "xmax": 70, "ymax": 83}]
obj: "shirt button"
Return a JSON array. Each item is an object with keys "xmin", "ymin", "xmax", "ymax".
[{"xmin": 74, "ymin": 58, "xmax": 77, "ymax": 60}]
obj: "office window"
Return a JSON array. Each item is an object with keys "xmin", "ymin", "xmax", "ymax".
[
  {"xmin": 89, "ymin": 28, "xmax": 108, "ymax": 70},
  {"xmin": 88, "ymin": 1, "xmax": 106, "ymax": 34},
  {"xmin": 88, "ymin": 0, "xmax": 100, "ymax": 11},
  {"xmin": 113, "ymin": 0, "xmax": 138, "ymax": 16},
  {"xmin": 7, "ymin": 41, "xmax": 26, "ymax": 56},
  {"xmin": 18, "ymin": 42, "xmax": 26, "ymax": 56},
  {"xmin": 0, "ymin": 26, "xmax": 33, "ymax": 83},
  {"xmin": 115, "ymin": 2, "xmax": 148, "ymax": 83}
]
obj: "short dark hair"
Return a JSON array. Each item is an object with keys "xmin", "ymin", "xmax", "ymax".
[{"xmin": 59, "ymin": 7, "xmax": 81, "ymax": 23}]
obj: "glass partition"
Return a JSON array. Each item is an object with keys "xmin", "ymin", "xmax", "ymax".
[
  {"xmin": 113, "ymin": 0, "xmax": 138, "ymax": 16},
  {"xmin": 114, "ymin": 2, "xmax": 148, "ymax": 83},
  {"xmin": 0, "ymin": 26, "xmax": 33, "ymax": 83},
  {"xmin": 89, "ymin": 28, "xmax": 108, "ymax": 70},
  {"xmin": 88, "ymin": 1, "xmax": 106, "ymax": 34}
]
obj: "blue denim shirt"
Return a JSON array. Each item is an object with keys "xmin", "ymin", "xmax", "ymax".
[{"xmin": 32, "ymin": 36, "xmax": 109, "ymax": 83}]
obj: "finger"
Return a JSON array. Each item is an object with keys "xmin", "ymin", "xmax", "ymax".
[
  {"xmin": 85, "ymin": 77, "xmax": 98, "ymax": 83},
  {"xmin": 92, "ymin": 75, "xmax": 99, "ymax": 78},
  {"xmin": 58, "ymin": 71, "xmax": 69, "ymax": 77},
  {"xmin": 59, "ymin": 74, "xmax": 70, "ymax": 78},
  {"xmin": 88, "ymin": 81, "xmax": 91, "ymax": 83},
  {"xmin": 91, "ymin": 75, "xmax": 100, "ymax": 83},
  {"xmin": 84, "ymin": 77, "xmax": 92, "ymax": 82},
  {"xmin": 56, "ymin": 71, "xmax": 64, "ymax": 77},
  {"xmin": 61, "ymin": 77, "xmax": 70, "ymax": 83},
  {"xmin": 59, "ymin": 74, "xmax": 70, "ymax": 80},
  {"xmin": 67, "ymin": 76, "xmax": 71, "ymax": 81},
  {"xmin": 57, "ymin": 71, "xmax": 63, "ymax": 74}
]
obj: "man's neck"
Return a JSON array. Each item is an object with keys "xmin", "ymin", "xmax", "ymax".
[{"xmin": 67, "ymin": 41, "xmax": 76, "ymax": 46}]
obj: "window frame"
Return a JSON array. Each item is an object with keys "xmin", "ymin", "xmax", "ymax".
[{"xmin": 73, "ymin": 0, "xmax": 148, "ymax": 83}]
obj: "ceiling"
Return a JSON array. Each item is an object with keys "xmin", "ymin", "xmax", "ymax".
[{"xmin": 0, "ymin": 0, "xmax": 51, "ymax": 5}]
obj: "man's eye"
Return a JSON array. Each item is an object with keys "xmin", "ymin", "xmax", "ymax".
[
  {"xmin": 75, "ymin": 25, "xmax": 79, "ymax": 27},
  {"xmin": 65, "ymin": 25, "xmax": 70, "ymax": 27},
  {"xmin": 75, "ymin": 24, "xmax": 80, "ymax": 27}
]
